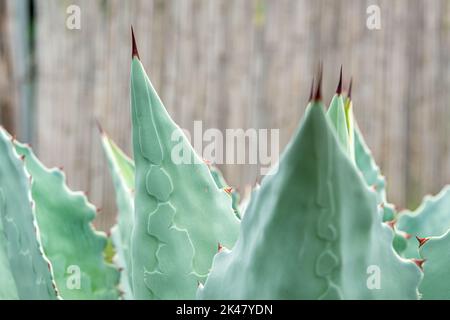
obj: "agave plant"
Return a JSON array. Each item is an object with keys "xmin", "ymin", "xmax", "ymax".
[
  {"xmin": 0, "ymin": 29, "xmax": 449, "ymax": 300},
  {"xmin": 0, "ymin": 128, "xmax": 120, "ymax": 300}
]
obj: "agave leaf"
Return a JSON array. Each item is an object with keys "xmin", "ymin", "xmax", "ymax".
[
  {"xmin": 100, "ymin": 132, "xmax": 135, "ymax": 191},
  {"xmin": 208, "ymin": 164, "xmax": 241, "ymax": 219},
  {"xmin": 99, "ymin": 131, "xmax": 135, "ymax": 299},
  {"xmin": 100, "ymin": 131, "xmax": 240, "ymax": 299},
  {"xmin": 110, "ymin": 225, "xmax": 133, "ymax": 299},
  {"xmin": 0, "ymin": 128, "xmax": 58, "ymax": 299},
  {"xmin": 418, "ymin": 230, "xmax": 450, "ymax": 299},
  {"xmin": 129, "ymin": 36, "xmax": 239, "ymax": 299},
  {"xmin": 396, "ymin": 186, "xmax": 450, "ymax": 259},
  {"xmin": 13, "ymin": 141, "xmax": 120, "ymax": 300},
  {"xmin": 0, "ymin": 208, "xmax": 18, "ymax": 299},
  {"xmin": 238, "ymin": 184, "xmax": 259, "ymax": 218},
  {"xmin": 343, "ymin": 90, "xmax": 386, "ymax": 205},
  {"xmin": 392, "ymin": 231, "xmax": 409, "ymax": 256},
  {"xmin": 104, "ymin": 236, "xmax": 115, "ymax": 264},
  {"xmin": 378, "ymin": 203, "xmax": 408, "ymax": 255},
  {"xmin": 198, "ymin": 102, "xmax": 421, "ymax": 299},
  {"xmin": 381, "ymin": 202, "xmax": 396, "ymax": 222},
  {"xmin": 344, "ymin": 95, "xmax": 355, "ymax": 162},
  {"xmin": 350, "ymin": 107, "xmax": 407, "ymax": 255},
  {"xmin": 379, "ymin": 203, "xmax": 408, "ymax": 255},
  {"xmin": 354, "ymin": 123, "xmax": 387, "ymax": 204},
  {"xmin": 327, "ymin": 93, "xmax": 349, "ymax": 153}
]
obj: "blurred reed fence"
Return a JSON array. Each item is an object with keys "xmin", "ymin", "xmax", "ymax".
[{"xmin": 1, "ymin": 0, "xmax": 450, "ymax": 230}]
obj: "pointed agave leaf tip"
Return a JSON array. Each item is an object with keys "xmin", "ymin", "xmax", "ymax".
[
  {"xmin": 336, "ymin": 65, "xmax": 343, "ymax": 94},
  {"xmin": 308, "ymin": 77, "xmax": 315, "ymax": 102},
  {"xmin": 412, "ymin": 258, "xmax": 426, "ymax": 270},
  {"xmin": 347, "ymin": 77, "xmax": 353, "ymax": 100},
  {"xmin": 416, "ymin": 236, "xmax": 429, "ymax": 248},
  {"xmin": 95, "ymin": 119, "xmax": 105, "ymax": 135},
  {"xmin": 218, "ymin": 243, "xmax": 223, "ymax": 252},
  {"xmin": 131, "ymin": 26, "xmax": 140, "ymax": 60},
  {"xmin": 314, "ymin": 63, "xmax": 323, "ymax": 101}
]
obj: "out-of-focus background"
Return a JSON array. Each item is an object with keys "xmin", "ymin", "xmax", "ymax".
[{"xmin": 1, "ymin": 0, "xmax": 449, "ymax": 230}]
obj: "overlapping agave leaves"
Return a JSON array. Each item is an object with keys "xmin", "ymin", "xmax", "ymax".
[
  {"xmin": 12, "ymin": 139, "xmax": 120, "ymax": 300},
  {"xmin": 129, "ymin": 28, "xmax": 239, "ymax": 300},
  {"xmin": 194, "ymin": 68, "xmax": 450, "ymax": 300},
  {"xmin": 321, "ymin": 70, "xmax": 387, "ymax": 206},
  {"xmin": 327, "ymin": 67, "xmax": 350, "ymax": 158},
  {"xmin": 103, "ymin": 47, "xmax": 447, "ymax": 299},
  {"xmin": 1, "ymin": 27, "xmax": 449, "ymax": 300},
  {"xmin": 198, "ymin": 83, "xmax": 422, "ymax": 299},
  {"xmin": 99, "ymin": 129, "xmax": 135, "ymax": 299},
  {"xmin": 99, "ymin": 124, "xmax": 241, "ymax": 300},
  {"xmin": 0, "ymin": 128, "xmax": 58, "ymax": 300},
  {"xmin": 0, "ymin": 126, "xmax": 120, "ymax": 300},
  {"xmin": 396, "ymin": 187, "xmax": 450, "ymax": 259},
  {"xmin": 337, "ymin": 78, "xmax": 409, "ymax": 254},
  {"xmin": 208, "ymin": 164, "xmax": 241, "ymax": 219},
  {"xmin": 390, "ymin": 142, "xmax": 450, "ymax": 298},
  {"xmin": 417, "ymin": 230, "xmax": 450, "ymax": 299},
  {"xmin": 394, "ymin": 186, "xmax": 450, "ymax": 298}
]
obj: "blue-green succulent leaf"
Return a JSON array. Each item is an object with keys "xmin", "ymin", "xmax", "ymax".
[
  {"xmin": 198, "ymin": 103, "xmax": 421, "ymax": 300},
  {"xmin": 0, "ymin": 128, "xmax": 58, "ymax": 300},
  {"xmin": 327, "ymin": 94, "xmax": 349, "ymax": 154},
  {"xmin": 13, "ymin": 141, "xmax": 120, "ymax": 300},
  {"xmin": 100, "ymin": 132, "xmax": 135, "ymax": 299},
  {"xmin": 397, "ymin": 186, "xmax": 450, "ymax": 259},
  {"xmin": 418, "ymin": 230, "xmax": 450, "ymax": 299},
  {"xmin": 354, "ymin": 123, "xmax": 387, "ymax": 204},
  {"xmin": 130, "ymin": 54, "xmax": 239, "ymax": 300}
]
